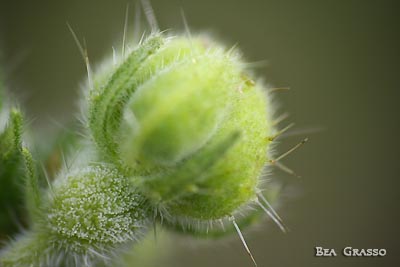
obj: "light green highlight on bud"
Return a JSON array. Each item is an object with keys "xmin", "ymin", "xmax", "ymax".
[{"xmin": 121, "ymin": 50, "xmax": 238, "ymax": 166}]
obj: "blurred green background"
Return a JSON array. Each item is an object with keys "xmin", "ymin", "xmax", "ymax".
[{"xmin": 1, "ymin": 0, "xmax": 399, "ymax": 266}]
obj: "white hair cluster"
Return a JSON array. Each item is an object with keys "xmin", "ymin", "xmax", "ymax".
[{"xmin": 1, "ymin": 164, "xmax": 149, "ymax": 267}]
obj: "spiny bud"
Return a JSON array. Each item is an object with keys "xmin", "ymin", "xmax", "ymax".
[
  {"xmin": 87, "ymin": 32, "xmax": 276, "ymax": 231},
  {"xmin": 0, "ymin": 163, "xmax": 149, "ymax": 267}
]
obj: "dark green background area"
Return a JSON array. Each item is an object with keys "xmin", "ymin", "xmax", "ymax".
[{"xmin": 1, "ymin": 0, "xmax": 399, "ymax": 266}]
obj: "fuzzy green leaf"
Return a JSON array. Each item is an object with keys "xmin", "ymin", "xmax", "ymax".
[
  {"xmin": 0, "ymin": 109, "xmax": 25, "ymax": 239},
  {"xmin": 21, "ymin": 147, "xmax": 42, "ymax": 221}
]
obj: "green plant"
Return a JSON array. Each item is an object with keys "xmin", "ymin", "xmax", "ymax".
[{"xmin": 0, "ymin": 3, "xmax": 303, "ymax": 266}]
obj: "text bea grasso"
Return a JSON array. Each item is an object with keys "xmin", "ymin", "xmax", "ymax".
[{"xmin": 315, "ymin": 246, "xmax": 386, "ymax": 257}]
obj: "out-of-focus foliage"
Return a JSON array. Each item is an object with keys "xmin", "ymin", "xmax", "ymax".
[{"xmin": 0, "ymin": 107, "xmax": 25, "ymax": 240}]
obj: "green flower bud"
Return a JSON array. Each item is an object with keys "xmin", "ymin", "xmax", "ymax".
[{"xmin": 87, "ymin": 32, "xmax": 276, "ymax": 231}]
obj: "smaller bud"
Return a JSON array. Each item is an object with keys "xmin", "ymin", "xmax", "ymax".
[{"xmin": 1, "ymin": 163, "xmax": 150, "ymax": 267}]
